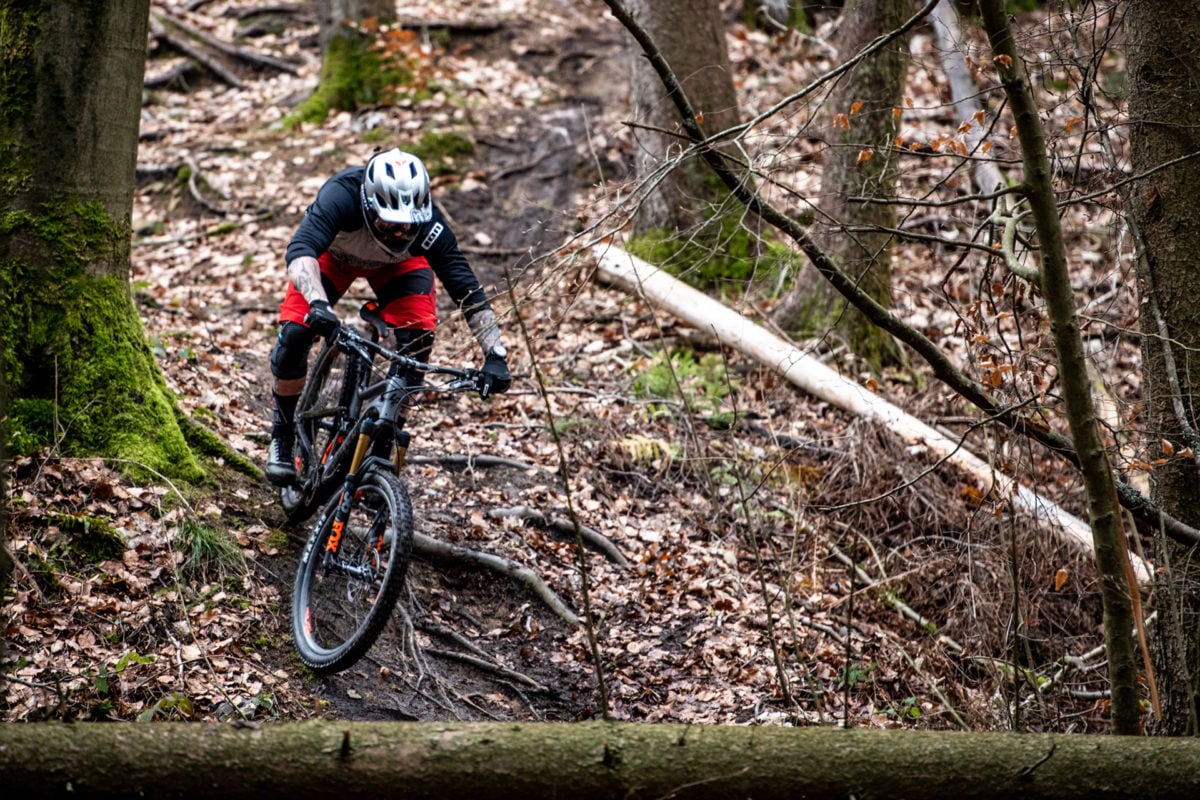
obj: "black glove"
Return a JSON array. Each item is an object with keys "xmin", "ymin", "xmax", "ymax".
[
  {"xmin": 304, "ymin": 299, "xmax": 339, "ymax": 337},
  {"xmin": 477, "ymin": 352, "xmax": 511, "ymax": 398}
]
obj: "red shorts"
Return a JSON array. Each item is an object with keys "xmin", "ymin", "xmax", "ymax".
[{"xmin": 278, "ymin": 252, "xmax": 438, "ymax": 329}]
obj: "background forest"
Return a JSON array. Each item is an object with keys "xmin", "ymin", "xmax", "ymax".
[{"xmin": 3, "ymin": 0, "xmax": 1198, "ymax": 742}]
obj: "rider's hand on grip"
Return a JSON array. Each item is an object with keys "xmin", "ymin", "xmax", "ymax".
[
  {"xmin": 304, "ymin": 299, "xmax": 340, "ymax": 337},
  {"xmin": 477, "ymin": 352, "xmax": 511, "ymax": 398}
]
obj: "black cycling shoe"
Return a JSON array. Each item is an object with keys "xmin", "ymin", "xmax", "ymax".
[{"xmin": 265, "ymin": 435, "xmax": 298, "ymax": 486}]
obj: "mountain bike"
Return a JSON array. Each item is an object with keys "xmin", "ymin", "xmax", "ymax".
[{"xmin": 282, "ymin": 302, "xmax": 486, "ymax": 674}]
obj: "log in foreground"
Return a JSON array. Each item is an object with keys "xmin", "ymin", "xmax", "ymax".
[{"xmin": 2, "ymin": 721, "xmax": 1198, "ymax": 799}]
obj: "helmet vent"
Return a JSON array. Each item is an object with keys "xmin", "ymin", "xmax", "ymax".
[{"xmin": 361, "ymin": 148, "xmax": 433, "ymax": 230}]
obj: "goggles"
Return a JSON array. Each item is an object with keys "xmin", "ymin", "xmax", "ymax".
[{"xmin": 370, "ymin": 213, "xmax": 419, "ymax": 248}]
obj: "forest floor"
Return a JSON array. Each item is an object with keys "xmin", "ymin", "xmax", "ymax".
[{"xmin": 3, "ymin": 0, "xmax": 1140, "ymax": 731}]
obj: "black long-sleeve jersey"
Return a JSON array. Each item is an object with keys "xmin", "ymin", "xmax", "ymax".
[{"xmin": 284, "ymin": 166, "xmax": 490, "ymax": 319}]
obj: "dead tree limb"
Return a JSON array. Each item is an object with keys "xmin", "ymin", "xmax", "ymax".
[
  {"xmin": 155, "ymin": 9, "xmax": 301, "ymax": 75},
  {"xmin": 149, "ymin": 14, "xmax": 244, "ymax": 88},
  {"xmin": 487, "ymin": 506, "xmax": 628, "ymax": 567},
  {"xmin": 596, "ymin": 0, "xmax": 1200, "ymax": 551},
  {"xmin": 412, "ymin": 533, "xmax": 580, "ymax": 626},
  {"xmin": 593, "ymin": 244, "xmax": 1153, "ymax": 585}
]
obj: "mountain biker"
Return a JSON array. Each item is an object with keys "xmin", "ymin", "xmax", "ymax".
[{"xmin": 265, "ymin": 148, "xmax": 512, "ymax": 486}]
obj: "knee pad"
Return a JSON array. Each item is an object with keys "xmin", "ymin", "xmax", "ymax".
[{"xmin": 270, "ymin": 321, "xmax": 318, "ymax": 380}]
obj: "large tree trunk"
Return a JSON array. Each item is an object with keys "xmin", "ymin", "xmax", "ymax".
[
  {"xmin": 0, "ymin": 0, "xmax": 201, "ymax": 480},
  {"xmin": 0, "ymin": 361, "xmax": 9, "ymax": 666},
  {"xmin": 3, "ymin": 721, "xmax": 1200, "ymax": 798},
  {"xmin": 315, "ymin": 0, "xmax": 394, "ymax": 53},
  {"xmin": 773, "ymin": 0, "xmax": 910, "ymax": 370},
  {"xmin": 1127, "ymin": 0, "xmax": 1200, "ymax": 736},
  {"xmin": 628, "ymin": 0, "xmax": 742, "ymax": 234}
]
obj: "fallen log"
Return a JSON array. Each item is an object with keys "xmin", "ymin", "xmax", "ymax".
[
  {"xmin": 592, "ymin": 244, "xmax": 1152, "ymax": 584},
  {"xmin": 3, "ymin": 720, "xmax": 1199, "ymax": 799}
]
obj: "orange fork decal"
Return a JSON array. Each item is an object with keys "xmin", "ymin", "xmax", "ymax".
[{"xmin": 326, "ymin": 518, "xmax": 345, "ymax": 553}]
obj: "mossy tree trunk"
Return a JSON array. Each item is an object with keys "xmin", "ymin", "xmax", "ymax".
[
  {"xmin": 4, "ymin": 721, "xmax": 1200, "ymax": 798},
  {"xmin": 0, "ymin": 0, "xmax": 201, "ymax": 480},
  {"xmin": 628, "ymin": 0, "xmax": 743, "ymax": 235},
  {"xmin": 772, "ymin": 0, "xmax": 910, "ymax": 371},
  {"xmin": 1127, "ymin": 0, "xmax": 1200, "ymax": 736},
  {"xmin": 302, "ymin": 0, "xmax": 399, "ymax": 120}
]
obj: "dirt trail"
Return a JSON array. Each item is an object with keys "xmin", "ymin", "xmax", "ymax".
[{"xmin": 255, "ymin": 4, "xmax": 630, "ymax": 722}]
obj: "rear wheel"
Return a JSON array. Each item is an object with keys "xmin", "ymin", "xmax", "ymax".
[
  {"xmin": 283, "ymin": 341, "xmax": 356, "ymax": 523},
  {"xmin": 291, "ymin": 467, "xmax": 413, "ymax": 674}
]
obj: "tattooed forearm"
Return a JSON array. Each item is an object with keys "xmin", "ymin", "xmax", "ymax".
[{"xmin": 286, "ymin": 256, "xmax": 327, "ymax": 304}]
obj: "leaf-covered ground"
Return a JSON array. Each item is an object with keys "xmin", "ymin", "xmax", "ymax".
[{"xmin": 4, "ymin": 0, "xmax": 1141, "ymax": 731}]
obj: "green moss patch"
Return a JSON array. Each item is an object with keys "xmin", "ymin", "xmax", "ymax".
[
  {"xmin": 627, "ymin": 212, "xmax": 799, "ymax": 295},
  {"xmin": 287, "ymin": 31, "xmax": 414, "ymax": 125},
  {"xmin": 1, "ymin": 198, "xmax": 203, "ymax": 481},
  {"xmin": 409, "ymin": 131, "xmax": 475, "ymax": 177}
]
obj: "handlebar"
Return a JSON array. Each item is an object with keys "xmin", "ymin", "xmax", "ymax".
[{"xmin": 329, "ymin": 305, "xmax": 483, "ymax": 393}]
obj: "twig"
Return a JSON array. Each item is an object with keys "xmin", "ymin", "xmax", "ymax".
[
  {"xmin": 828, "ymin": 545, "xmax": 965, "ymax": 657},
  {"xmin": 506, "ymin": 268, "xmax": 610, "ymax": 717}
]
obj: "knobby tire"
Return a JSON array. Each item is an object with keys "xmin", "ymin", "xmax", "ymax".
[
  {"xmin": 282, "ymin": 339, "xmax": 356, "ymax": 524},
  {"xmin": 291, "ymin": 467, "xmax": 414, "ymax": 674}
]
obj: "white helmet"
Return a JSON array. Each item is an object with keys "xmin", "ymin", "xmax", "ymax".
[{"xmin": 361, "ymin": 149, "xmax": 432, "ymax": 249}]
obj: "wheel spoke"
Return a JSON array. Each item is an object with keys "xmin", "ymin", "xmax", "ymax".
[{"xmin": 291, "ymin": 469, "xmax": 413, "ymax": 674}]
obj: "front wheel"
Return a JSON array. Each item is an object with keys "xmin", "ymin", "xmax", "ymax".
[{"xmin": 291, "ymin": 467, "xmax": 414, "ymax": 674}]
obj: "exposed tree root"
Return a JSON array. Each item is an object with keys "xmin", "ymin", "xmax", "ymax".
[
  {"xmin": 175, "ymin": 412, "xmax": 262, "ymax": 480},
  {"xmin": 407, "ymin": 453, "xmax": 546, "ymax": 473},
  {"xmin": 487, "ymin": 505, "xmax": 628, "ymax": 567},
  {"xmin": 424, "ymin": 648, "xmax": 549, "ymax": 693},
  {"xmin": 144, "ymin": 58, "xmax": 200, "ymax": 90},
  {"xmin": 412, "ymin": 533, "xmax": 581, "ymax": 626}
]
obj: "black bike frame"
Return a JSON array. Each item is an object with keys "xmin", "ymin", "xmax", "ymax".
[{"xmin": 289, "ymin": 307, "xmax": 478, "ymax": 523}]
